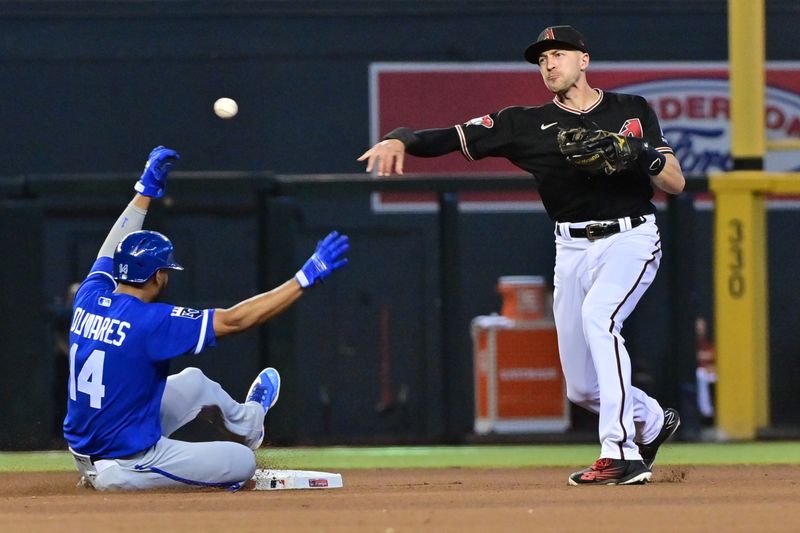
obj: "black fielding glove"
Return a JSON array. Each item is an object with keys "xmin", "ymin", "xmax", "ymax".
[{"xmin": 557, "ymin": 128, "xmax": 665, "ymax": 176}]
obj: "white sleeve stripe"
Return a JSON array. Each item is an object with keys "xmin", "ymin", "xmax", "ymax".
[
  {"xmin": 195, "ymin": 310, "xmax": 209, "ymax": 354},
  {"xmin": 455, "ymin": 124, "xmax": 474, "ymax": 161},
  {"xmin": 89, "ymin": 270, "xmax": 117, "ymax": 288}
]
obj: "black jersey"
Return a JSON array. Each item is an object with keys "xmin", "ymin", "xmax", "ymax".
[{"xmin": 449, "ymin": 90, "xmax": 673, "ymax": 222}]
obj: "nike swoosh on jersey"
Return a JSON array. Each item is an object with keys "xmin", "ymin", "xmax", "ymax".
[{"xmin": 541, "ymin": 122, "xmax": 558, "ymax": 130}]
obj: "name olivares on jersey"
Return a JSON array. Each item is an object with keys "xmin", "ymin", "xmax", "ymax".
[{"xmin": 70, "ymin": 306, "xmax": 130, "ymax": 346}]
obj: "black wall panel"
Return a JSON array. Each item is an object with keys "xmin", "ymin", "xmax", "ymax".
[{"xmin": 0, "ymin": 202, "xmax": 47, "ymax": 449}]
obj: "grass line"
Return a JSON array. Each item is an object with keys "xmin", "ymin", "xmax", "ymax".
[
  {"xmin": 1, "ymin": 442, "xmax": 798, "ymax": 472},
  {"xmin": 259, "ymin": 442, "xmax": 800, "ymax": 470}
]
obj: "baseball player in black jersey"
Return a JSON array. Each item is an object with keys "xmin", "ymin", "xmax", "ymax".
[{"xmin": 359, "ymin": 25, "xmax": 685, "ymax": 485}]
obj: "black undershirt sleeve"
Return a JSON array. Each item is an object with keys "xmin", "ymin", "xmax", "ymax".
[{"xmin": 383, "ymin": 127, "xmax": 460, "ymax": 157}]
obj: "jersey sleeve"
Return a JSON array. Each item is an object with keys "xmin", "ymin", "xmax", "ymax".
[
  {"xmin": 74, "ymin": 256, "xmax": 117, "ymax": 302},
  {"xmin": 642, "ymin": 101, "xmax": 674, "ymax": 155},
  {"xmin": 454, "ymin": 107, "xmax": 517, "ymax": 161},
  {"xmin": 144, "ymin": 305, "xmax": 217, "ymax": 361}
]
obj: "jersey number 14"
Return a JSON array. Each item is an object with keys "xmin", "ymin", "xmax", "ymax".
[{"xmin": 69, "ymin": 343, "xmax": 106, "ymax": 409}]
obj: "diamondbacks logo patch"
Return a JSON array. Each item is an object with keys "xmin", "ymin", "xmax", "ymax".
[
  {"xmin": 466, "ymin": 115, "xmax": 494, "ymax": 128},
  {"xmin": 170, "ymin": 306, "xmax": 202, "ymax": 320},
  {"xmin": 618, "ymin": 118, "xmax": 643, "ymax": 138}
]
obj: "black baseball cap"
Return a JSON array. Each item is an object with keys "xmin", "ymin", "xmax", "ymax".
[{"xmin": 524, "ymin": 25, "xmax": 589, "ymax": 64}]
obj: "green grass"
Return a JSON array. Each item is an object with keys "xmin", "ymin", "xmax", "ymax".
[{"xmin": 1, "ymin": 442, "xmax": 798, "ymax": 472}]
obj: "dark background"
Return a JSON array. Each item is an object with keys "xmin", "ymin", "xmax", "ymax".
[
  {"xmin": 1, "ymin": 0, "xmax": 798, "ymax": 177},
  {"xmin": 1, "ymin": 1, "xmax": 798, "ymax": 449}
]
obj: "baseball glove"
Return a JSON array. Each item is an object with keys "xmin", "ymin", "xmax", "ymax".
[{"xmin": 557, "ymin": 128, "xmax": 645, "ymax": 175}]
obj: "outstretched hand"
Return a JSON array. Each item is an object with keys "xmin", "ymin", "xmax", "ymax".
[
  {"xmin": 135, "ymin": 146, "xmax": 180, "ymax": 198},
  {"xmin": 357, "ymin": 139, "xmax": 405, "ymax": 176},
  {"xmin": 295, "ymin": 231, "xmax": 350, "ymax": 288}
]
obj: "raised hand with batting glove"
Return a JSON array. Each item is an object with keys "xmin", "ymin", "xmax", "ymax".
[
  {"xmin": 134, "ymin": 146, "xmax": 180, "ymax": 198},
  {"xmin": 295, "ymin": 231, "xmax": 350, "ymax": 288}
]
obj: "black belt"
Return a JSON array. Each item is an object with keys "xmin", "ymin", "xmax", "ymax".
[{"xmin": 561, "ymin": 216, "xmax": 646, "ymax": 241}]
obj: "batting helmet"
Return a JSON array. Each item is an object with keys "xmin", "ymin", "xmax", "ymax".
[{"xmin": 113, "ymin": 230, "xmax": 184, "ymax": 283}]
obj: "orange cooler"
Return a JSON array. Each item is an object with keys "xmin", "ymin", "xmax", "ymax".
[
  {"xmin": 472, "ymin": 315, "xmax": 569, "ymax": 434},
  {"xmin": 497, "ymin": 275, "xmax": 546, "ymax": 320}
]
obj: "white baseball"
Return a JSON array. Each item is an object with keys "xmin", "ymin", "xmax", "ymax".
[{"xmin": 213, "ymin": 97, "xmax": 238, "ymax": 119}]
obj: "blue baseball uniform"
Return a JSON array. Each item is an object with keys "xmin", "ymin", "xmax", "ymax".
[
  {"xmin": 64, "ymin": 256, "xmax": 216, "ymax": 458},
  {"xmin": 62, "ymin": 147, "xmax": 339, "ymax": 491},
  {"xmin": 66, "ymin": 257, "xmax": 266, "ymax": 491}
]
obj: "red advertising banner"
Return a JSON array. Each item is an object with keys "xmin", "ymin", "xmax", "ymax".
[{"xmin": 369, "ymin": 62, "xmax": 800, "ymax": 211}]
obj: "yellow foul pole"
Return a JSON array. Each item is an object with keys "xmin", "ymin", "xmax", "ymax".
[
  {"xmin": 714, "ymin": 0, "xmax": 768, "ymax": 439},
  {"xmin": 729, "ymin": 0, "xmax": 765, "ymax": 164}
]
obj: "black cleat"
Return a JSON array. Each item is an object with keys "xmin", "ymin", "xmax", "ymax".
[
  {"xmin": 638, "ymin": 408, "xmax": 681, "ymax": 469},
  {"xmin": 568, "ymin": 458, "xmax": 652, "ymax": 486}
]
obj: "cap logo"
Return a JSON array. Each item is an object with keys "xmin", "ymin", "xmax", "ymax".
[
  {"xmin": 545, "ymin": 27, "xmax": 555, "ymax": 40},
  {"xmin": 119, "ymin": 264, "xmax": 128, "ymax": 279}
]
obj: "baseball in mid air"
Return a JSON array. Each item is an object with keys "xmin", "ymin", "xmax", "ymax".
[{"xmin": 213, "ymin": 97, "xmax": 238, "ymax": 119}]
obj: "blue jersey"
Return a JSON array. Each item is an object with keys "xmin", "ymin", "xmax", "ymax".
[{"xmin": 63, "ymin": 257, "xmax": 216, "ymax": 457}]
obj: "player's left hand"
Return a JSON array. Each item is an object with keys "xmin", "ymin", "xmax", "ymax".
[
  {"xmin": 135, "ymin": 146, "xmax": 180, "ymax": 198},
  {"xmin": 295, "ymin": 231, "xmax": 350, "ymax": 288}
]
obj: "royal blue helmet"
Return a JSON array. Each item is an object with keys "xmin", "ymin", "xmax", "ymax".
[{"xmin": 113, "ymin": 230, "xmax": 183, "ymax": 283}]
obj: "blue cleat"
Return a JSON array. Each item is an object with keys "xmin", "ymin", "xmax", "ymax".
[{"xmin": 246, "ymin": 367, "xmax": 281, "ymax": 413}]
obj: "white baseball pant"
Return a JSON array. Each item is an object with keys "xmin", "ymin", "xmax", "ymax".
[{"xmin": 553, "ymin": 215, "xmax": 666, "ymax": 460}]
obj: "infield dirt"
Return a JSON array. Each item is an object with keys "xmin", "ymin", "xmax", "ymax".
[{"xmin": 2, "ymin": 466, "xmax": 799, "ymax": 532}]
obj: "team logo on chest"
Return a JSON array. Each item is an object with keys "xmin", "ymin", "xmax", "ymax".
[
  {"xmin": 618, "ymin": 118, "xmax": 643, "ymax": 138},
  {"xmin": 466, "ymin": 115, "xmax": 494, "ymax": 128}
]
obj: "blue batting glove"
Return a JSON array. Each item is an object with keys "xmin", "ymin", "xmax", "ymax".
[
  {"xmin": 295, "ymin": 231, "xmax": 350, "ymax": 288},
  {"xmin": 134, "ymin": 146, "xmax": 180, "ymax": 198}
]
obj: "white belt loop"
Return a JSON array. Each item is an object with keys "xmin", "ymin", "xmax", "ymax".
[
  {"xmin": 556, "ymin": 222, "xmax": 573, "ymax": 241},
  {"xmin": 618, "ymin": 217, "xmax": 631, "ymax": 232}
]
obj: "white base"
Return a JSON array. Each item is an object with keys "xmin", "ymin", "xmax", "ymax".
[{"xmin": 251, "ymin": 469, "xmax": 344, "ymax": 490}]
